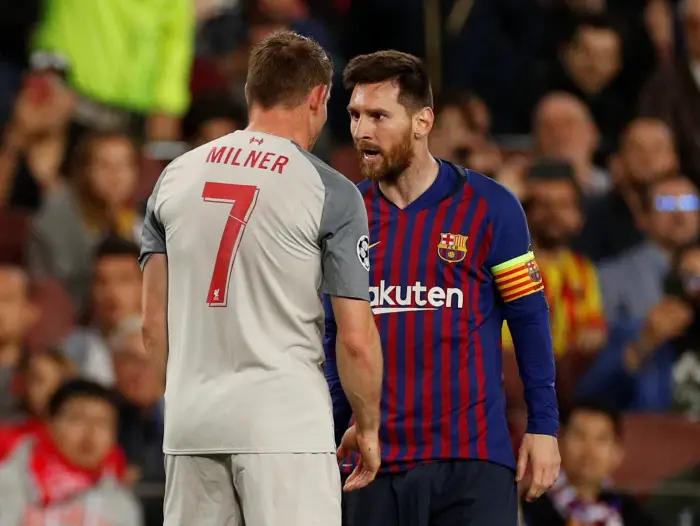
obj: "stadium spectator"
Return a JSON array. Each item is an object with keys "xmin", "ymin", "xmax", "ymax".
[
  {"xmin": 0, "ymin": 265, "xmax": 38, "ymax": 419},
  {"xmin": 640, "ymin": 0, "xmax": 700, "ymax": 183},
  {"xmin": 0, "ymin": 379, "xmax": 141, "ymax": 525},
  {"xmin": 504, "ymin": 159, "xmax": 607, "ymax": 359},
  {"xmin": 533, "ymin": 92, "xmax": 611, "ymax": 197},
  {"xmin": 31, "ymin": 0, "xmax": 194, "ymax": 143},
  {"xmin": 11, "ymin": 349, "xmax": 76, "ymax": 421},
  {"xmin": 182, "ymin": 91, "xmax": 246, "ymax": 148},
  {"xmin": 575, "ymin": 241, "xmax": 700, "ymax": 414},
  {"xmin": 522, "ymin": 400, "xmax": 655, "ymax": 526},
  {"xmin": 598, "ymin": 176, "xmax": 700, "ymax": 325},
  {"xmin": 529, "ymin": 16, "xmax": 629, "ymax": 158},
  {"xmin": 429, "ymin": 93, "xmax": 479, "ymax": 166},
  {"xmin": 62, "ymin": 236, "xmax": 142, "ymax": 385},
  {"xmin": 109, "ymin": 317, "xmax": 164, "ymax": 525},
  {"xmin": 0, "ymin": 349, "xmax": 76, "ymax": 460},
  {"xmin": 0, "ymin": 66, "xmax": 75, "ymax": 211},
  {"xmin": 575, "ymin": 117, "xmax": 679, "ymax": 262},
  {"xmin": 27, "ymin": 132, "xmax": 140, "ymax": 315}
]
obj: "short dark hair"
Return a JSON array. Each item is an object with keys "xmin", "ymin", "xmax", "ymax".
[
  {"xmin": 524, "ymin": 158, "xmax": 582, "ymax": 205},
  {"xmin": 562, "ymin": 399, "xmax": 623, "ymax": 439},
  {"xmin": 183, "ymin": 92, "xmax": 247, "ymax": 142},
  {"xmin": 565, "ymin": 15, "xmax": 622, "ymax": 48},
  {"xmin": 95, "ymin": 235, "xmax": 140, "ymax": 261},
  {"xmin": 246, "ymin": 31, "xmax": 333, "ymax": 109},
  {"xmin": 343, "ymin": 50, "xmax": 433, "ymax": 110},
  {"xmin": 48, "ymin": 378, "xmax": 119, "ymax": 418}
]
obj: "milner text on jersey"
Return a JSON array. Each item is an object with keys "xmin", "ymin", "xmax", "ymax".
[
  {"xmin": 205, "ymin": 145, "xmax": 289, "ymax": 174},
  {"xmin": 370, "ymin": 280, "xmax": 464, "ymax": 314}
]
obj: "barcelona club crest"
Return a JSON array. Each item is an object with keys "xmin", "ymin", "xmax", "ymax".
[
  {"xmin": 526, "ymin": 260, "xmax": 542, "ymax": 283},
  {"xmin": 437, "ymin": 233, "xmax": 468, "ymax": 263}
]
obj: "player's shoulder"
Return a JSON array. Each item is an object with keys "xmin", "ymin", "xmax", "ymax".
[
  {"xmin": 457, "ymin": 165, "xmax": 524, "ymax": 218},
  {"xmin": 356, "ymin": 178, "xmax": 373, "ymax": 197},
  {"xmin": 296, "ymin": 147, "xmax": 362, "ymax": 200},
  {"xmin": 459, "ymin": 166, "xmax": 518, "ymax": 203}
]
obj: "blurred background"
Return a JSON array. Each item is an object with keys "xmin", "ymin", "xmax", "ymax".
[{"xmin": 0, "ymin": 0, "xmax": 699, "ymax": 524}]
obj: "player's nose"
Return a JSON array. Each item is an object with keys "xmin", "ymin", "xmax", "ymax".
[{"xmin": 351, "ymin": 115, "xmax": 374, "ymax": 142}]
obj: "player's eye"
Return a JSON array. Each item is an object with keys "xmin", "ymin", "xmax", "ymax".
[
  {"xmin": 348, "ymin": 110, "xmax": 360, "ymax": 120},
  {"xmin": 370, "ymin": 113, "xmax": 384, "ymax": 121}
]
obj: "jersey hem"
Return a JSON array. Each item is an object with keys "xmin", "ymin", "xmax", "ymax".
[{"xmin": 163, "ymin": 447, "xmax": 336, "ymax": 455}]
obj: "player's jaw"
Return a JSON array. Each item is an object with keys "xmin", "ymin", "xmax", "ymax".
[{"xmin": 355, "ymin": 128, "xmax": 414, "ymax": 183}]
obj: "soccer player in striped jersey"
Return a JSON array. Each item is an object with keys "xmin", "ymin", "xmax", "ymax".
[{"xmin": 323, "ymin": 51, "xmax": 561, "ymax": 526}]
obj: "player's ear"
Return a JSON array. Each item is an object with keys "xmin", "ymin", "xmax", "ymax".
[
  {"xmin": 308, "ymin": 84, "xmax": 329, "ymax": 112},
  {"xmin": 413, "ymin": 107, "xmax": 434, "ymax": 140}
]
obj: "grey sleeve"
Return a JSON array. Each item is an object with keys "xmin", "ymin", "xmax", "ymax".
[
  {"xmin": 318, "ymin": 173, "xmax": 370, "ymax": 301},
  {"xmin": 139, "ymin": 169, "xmax": 168, "ymax": 270}
]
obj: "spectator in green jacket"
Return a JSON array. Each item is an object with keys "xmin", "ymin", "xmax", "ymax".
[{"xmin": 32, "ymin": 0, "xmax": 194, "ymax": 142}]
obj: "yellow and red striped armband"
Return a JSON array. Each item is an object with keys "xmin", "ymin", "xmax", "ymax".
[{"xmin": 491, "ymin": 252, "xmax": 544, "ymax": 303}]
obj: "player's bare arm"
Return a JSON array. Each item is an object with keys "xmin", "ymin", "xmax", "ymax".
[
  {"xmin": 332, "ymin": 296, "xmax": 382, "ymax": 434},
  {"xmin": 331, "ymin": 296, "xmax": 382, "ymax": 490},
  {"xmin": 141, "ymin": 253, "xmax": 168, "ymax": 380}
]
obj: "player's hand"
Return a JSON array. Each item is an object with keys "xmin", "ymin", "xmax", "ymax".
[
  {"xmin": 516, "ymin": 433, "xmax": 560, "ymax": 502},
  {"xmin": 336, "ymin": 425, "xmax": 381, "ymax": 492}
]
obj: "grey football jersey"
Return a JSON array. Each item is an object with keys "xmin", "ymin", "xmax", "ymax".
[{"xmin": 139, "ymin": 131, "xmax": 369, "ymax": 454}]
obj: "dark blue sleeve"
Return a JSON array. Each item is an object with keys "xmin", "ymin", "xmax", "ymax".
[
  {"xmin": 322, "ymin": 294, "xmax": 353, "ymax": 445},
  {"xmin": 487, "ymin": 187, "xmax": 559, "ymax": 436},
  {"xmin": 573, "ymin": 321, "xmax": 644, "ymax": 408}
]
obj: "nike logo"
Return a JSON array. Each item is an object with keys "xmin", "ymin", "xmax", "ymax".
[{"xmin": 369, "ymin": 241, "xmax": 380, "ymax": 250}]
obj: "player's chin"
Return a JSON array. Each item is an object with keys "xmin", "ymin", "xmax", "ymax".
[{"xmin": 360, "ymin": 162, "xmax": 386, "ymax": 182}]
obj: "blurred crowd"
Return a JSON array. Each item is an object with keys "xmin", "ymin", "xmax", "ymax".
[{"xmin": 0, "ymin": 0, "xmax": 700, "ymax": 524}]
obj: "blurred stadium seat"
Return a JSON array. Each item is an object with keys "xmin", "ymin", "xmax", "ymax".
[{"xmin": 614, "ymin": 413, "xmax": 700, "ymax": 492}]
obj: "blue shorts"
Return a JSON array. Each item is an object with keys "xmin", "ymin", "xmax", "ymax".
[{"xmin": 342, "ymin": 460, "xmax": 517, "ymax": 526}]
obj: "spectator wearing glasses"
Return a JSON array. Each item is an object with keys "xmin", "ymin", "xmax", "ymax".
[
  {"xmin": 576, "ymin": 241, "xmax": 700, "ymax": 415},
  {"xmin": 598, "ymin": 176, "xmax": 700, "ymax": 325}
]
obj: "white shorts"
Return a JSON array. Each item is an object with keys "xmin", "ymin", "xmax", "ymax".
[{"xmin": 163, "ymin": 452, "xmax": 341, "ymax": 526}]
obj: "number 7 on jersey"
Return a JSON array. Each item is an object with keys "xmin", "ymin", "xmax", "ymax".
[{"xmin": 202, "ymin": 182, "xmax": 259, "ymax": 307}]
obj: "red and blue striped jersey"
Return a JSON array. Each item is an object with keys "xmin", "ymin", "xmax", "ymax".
[{"xmin": 323, "ymin": 160, "xmax": 557, "ymax": 472}]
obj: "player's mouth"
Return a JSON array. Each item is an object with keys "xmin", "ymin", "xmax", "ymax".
[{"xmin": 361, "ymin": 148, "xmax": 381, "ymax": 161}]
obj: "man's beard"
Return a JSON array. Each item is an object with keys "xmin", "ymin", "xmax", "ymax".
[
  {"xmin": 356, "ymin": 128, "xmax": 414, "ymax": 183},
  {"xmin": 532, "ymin": 228, "xmax": 571, "ymax": 251}
]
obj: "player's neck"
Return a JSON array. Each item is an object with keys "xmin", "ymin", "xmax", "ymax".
[
  {"xmin": 378, "ymin": 147, "xmax": 439, "ymax": 210},
  {"xmin": 246, "ymin": 108, "xmax": 313, "ymax": 150}
]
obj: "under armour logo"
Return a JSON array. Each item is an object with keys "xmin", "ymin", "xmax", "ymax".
[{"xmin": 249, "ymin": 137, "xmax": 264, "ymax": 145}]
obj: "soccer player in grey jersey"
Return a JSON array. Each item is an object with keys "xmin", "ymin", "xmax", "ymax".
[{"xmin": 139, "ymin": 31, "xmax": 383, "ymax": 526}]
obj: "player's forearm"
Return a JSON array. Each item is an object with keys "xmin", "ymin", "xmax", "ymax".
[
  {"xmin": 505, "ymin": 294, "xmax": 559, "ymax": 436},
  {"xmin": 335, "ymin": 324, "xmax": 383, "ymax": 435},
  {"xmin": 142, "ymin": 254, "xmax": 169, "ymax": 380},
  {"xmin": 142, "ymin": 321, "xmax": 168, "ymax": 380}
]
